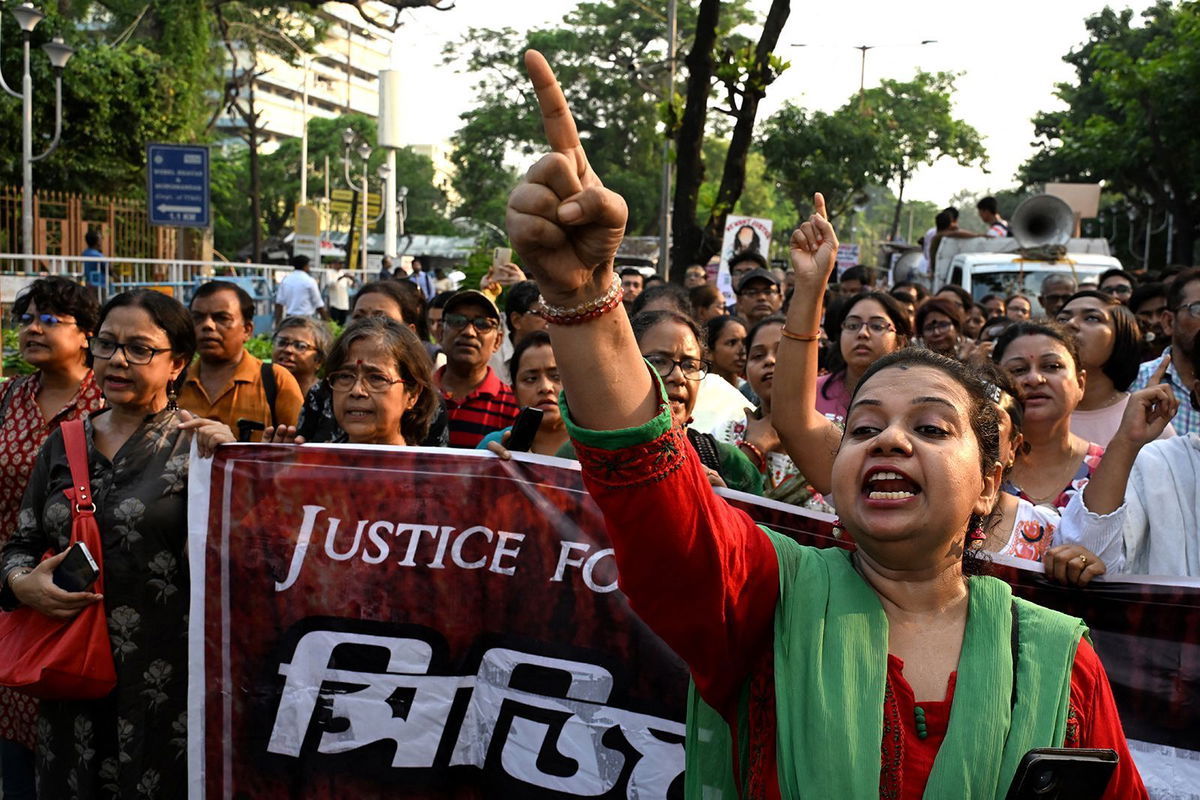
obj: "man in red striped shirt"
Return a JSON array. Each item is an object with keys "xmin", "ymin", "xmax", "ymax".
[{"xmin": 435, "ymin": 290, "xmax": 520, "ymax": 447}]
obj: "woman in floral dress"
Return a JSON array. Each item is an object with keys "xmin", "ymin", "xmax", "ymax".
[
  {"xmin": 1, "ymin": 290, "xmax": 222, "ymax": 799},
  {"xmin": 0, "ymin": 277, "xmax": 104, "ymax": 799}
]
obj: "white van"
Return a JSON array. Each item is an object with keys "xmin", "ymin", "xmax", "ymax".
[{"xmin": 940, "ymin": 251, "xmax": 1122, "ymax": 318}]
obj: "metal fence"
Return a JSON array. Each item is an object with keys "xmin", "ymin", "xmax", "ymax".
[
  {"xmin": 1, "ymin": 254, "xmax": 378, "ymax": 335},
  {"xmin": 0, "ymin": 187, "xmax": 176, "ymax": 259}
]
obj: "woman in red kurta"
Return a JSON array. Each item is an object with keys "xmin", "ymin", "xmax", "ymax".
[
  {"xmin": 506, "ymin": 51, "xmax": 1148, "ymax": 798},
  {"xmin": 0, "ymin": 277, "xmax": 103, "ymax": 799}
]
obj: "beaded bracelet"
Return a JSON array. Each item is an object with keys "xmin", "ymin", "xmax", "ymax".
[{"xmin": 536, "ymin": 275, "xmax": 624, "ymax": 325}]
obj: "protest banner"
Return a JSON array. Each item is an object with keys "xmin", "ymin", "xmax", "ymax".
[
  {"xmin": 716, "ymin": 215, "xmax": 773, "ymax": 304},
  {"xmin": 189, "ymin": 445, "xmax": 1199, "ymax": 798}
]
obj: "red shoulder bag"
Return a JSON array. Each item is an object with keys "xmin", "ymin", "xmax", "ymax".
[{"xmin": 0, "ymin": 418, "xmax": 117, "ymax": 699}]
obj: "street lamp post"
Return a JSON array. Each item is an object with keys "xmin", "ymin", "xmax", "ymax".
[
  {"xmin": 342, "ymin": 129, "xmax": 390, "ymax": 274},
  {"xmin": 791, "ymin": 39, "xmax": 936, "ymax": 99},
  {"xmin": 0, "ymin": 3, "xmax": 74, "ymax": 260}
]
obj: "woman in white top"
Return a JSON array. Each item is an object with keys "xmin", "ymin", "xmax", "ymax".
[{"xmin": 1056, "ymin": 290, "xmax": 1175, "ymax": 447}]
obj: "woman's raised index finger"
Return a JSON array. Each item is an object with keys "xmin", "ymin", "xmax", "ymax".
[{"xmin": 525, "ymin": 50, "xmax": 582, "ymax": 155}]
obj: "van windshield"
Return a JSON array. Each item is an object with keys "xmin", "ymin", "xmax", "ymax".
[{"xmin": 969, "ymin": 269, "xmax": 1106, "ymax": 317}]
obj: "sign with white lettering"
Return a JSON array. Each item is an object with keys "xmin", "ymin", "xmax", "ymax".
[
  {"xmin": 186, "ymin": 447, "xmax": 1200, "ymax": 798},
  {"xmin": 147, "ymin": 143, "xmax": 210, "ymax": 227}
]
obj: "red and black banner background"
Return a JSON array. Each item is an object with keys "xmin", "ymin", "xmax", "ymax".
[{"xmin": 187, "ymin": 445, "xmax": 1199, "ymax": 799}]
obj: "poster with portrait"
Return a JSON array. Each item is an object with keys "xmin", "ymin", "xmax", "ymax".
[{"xmin": 717, "ymin": 216, "xmax": 773, "ymax": 304}]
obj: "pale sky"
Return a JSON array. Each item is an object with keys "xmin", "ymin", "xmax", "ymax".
[{"xmin": 391, "ymin": 0, "xmax": 1154, "ymax": 207}]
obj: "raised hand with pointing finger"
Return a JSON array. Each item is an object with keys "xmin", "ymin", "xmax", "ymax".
[
  {"xmin": 505, "ymin": 51, "xmax": 652, "ymax": 433},
  {"xmin": 506, "ymin": 51, "xmax": 629, "ymax": 308}
]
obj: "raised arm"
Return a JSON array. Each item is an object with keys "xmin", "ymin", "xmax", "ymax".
[
  {"xmin": 506, "ymin": 51, "xmax": 652, "ymax": 432},
  {"xmin": 771, "ymin": 194, "xmax": 843, "ymax": 495},
  {"xmin": 1080, "ymin": 362, "xmax": 1177, "ymax": 516},
  {"xmin": 507, "ymin": 51, "xmax": 781, "ymax": 715}
]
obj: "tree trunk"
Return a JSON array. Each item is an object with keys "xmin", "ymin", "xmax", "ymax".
[
  {"xmin": 889, "ymin": 169, "xmax": 907, "ymax": 241},
  {"xmin": 699, "ymin": 0, "xmax": 790, "ymax": 271},
  {"xmin": 668, "ymin": 0, "xmax": 721, "ymax": 281}
]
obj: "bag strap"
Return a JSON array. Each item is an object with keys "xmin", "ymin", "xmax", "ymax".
[
  {"xmin": 59, "ymin": 419, "xmax": 96, "ymax": 537},
  {"xmin": 261, "ymin": 362, "xmax": 277, "ymax": 427}
]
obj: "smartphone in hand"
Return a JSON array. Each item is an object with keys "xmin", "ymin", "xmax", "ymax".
[
  {"xmin": 52, "ymin": 541, "xmax": 100, "ymax": 593},
  {"xmin": 505, "ymin": 407, "xmax": 544, "ymax": 453},
  {"xmin": 1006, "ymin": 748, "xmax": 1118, "ymax": 800}
]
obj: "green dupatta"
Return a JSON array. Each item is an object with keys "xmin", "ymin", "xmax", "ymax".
[{"xmin": 685, "ymin": 531, "xmax": 1085, "ymax": 799}]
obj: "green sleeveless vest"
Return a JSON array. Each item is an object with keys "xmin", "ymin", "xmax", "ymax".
[{"xmin": 685, "ymin": 530, "xmax": 1085, "ymax": 799}]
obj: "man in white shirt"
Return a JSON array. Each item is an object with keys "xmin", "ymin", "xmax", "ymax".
[{"xmin": 274, "ymin": 255, "xmax": 329, "ymax": 325}]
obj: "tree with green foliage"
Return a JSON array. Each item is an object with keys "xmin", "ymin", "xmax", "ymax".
[
  {"xmin": 859, "ymin": 71, "xmax": 985, "ymax": 240},
  {"xmin": 760, "ymin": 103, "xmax": 888, "ymax": 226},
  {"xmin": 210, "ymin": 113, "xmax": 454, "ymax": 255},
  {"xmin": 444, "ymin": 0, "xmax": 698, "ymax": 235},
  {"xmin": 1021, "ymin": 1, "xmax": 1200, "ymax": 265},
  {"xmin": 668, "ymin": 0, "xmax": 789, "ymax": 281}
]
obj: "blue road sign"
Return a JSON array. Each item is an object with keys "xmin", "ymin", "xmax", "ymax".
[{"xmin": 147, "ymin": 143, "xmax": 210, "ymax": 228}]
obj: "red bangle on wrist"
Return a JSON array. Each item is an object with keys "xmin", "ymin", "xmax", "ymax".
[{"xmin": 738, "ymin": 440, "xmax": 767, "ymax": 471}]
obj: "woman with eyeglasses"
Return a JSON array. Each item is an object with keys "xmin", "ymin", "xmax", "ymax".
[
  {"xmin": 782, "ymin": 290, "xmax": 910, "ymax": 427},
  {"xmin": 916, "ymin": 297, "xmax": 966, "ymax": 360},
  {"xmin": 0, "ymin": 277, "xmax": 105, "ymax": 798},
  {"xmin": 556, "ymin": 310, "xmax": 763, "ymax": 494},
  {"xmin": 271, "ymin": 316, "xmax": 332, "ymax": 397},
  {"xmin": 1056, "ymin": 291, "xmax": 1176, "ymax": 448},
  {"xmin": 296, "ymin": 284, "xmax": 450, "ymax": 447},
  {"xmin": 260, "ymin": 317, "xmax": 438, "ymax": 448},
  {"xmin": 0, "ymin": 289, "xmax": 229, "ymax": 799}
]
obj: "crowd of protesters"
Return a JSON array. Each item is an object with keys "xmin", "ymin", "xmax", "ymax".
[
  {"xmin": 2, "ymin": 76, "xmax": 1199, "ymax": 800},
  {"xmin": 1, "ymin": 223, "xmax": 1198, "ymax": 800}
]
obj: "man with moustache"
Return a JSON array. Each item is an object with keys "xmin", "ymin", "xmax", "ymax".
[
  {"xmin": 734, "ymin": 268, "xmax": 783, "ymax": 325},
  {"xmin": 179, "ymin": 281, "xmax": 303, "ymax": 438},
  {"xmin": 435, "ymin": 290, "xmax": 520, "ymax": 447}
]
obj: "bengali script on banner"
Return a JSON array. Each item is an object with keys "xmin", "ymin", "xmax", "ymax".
[{"xmin": 187, "ymin": 444, "xmax": 1199, "ymax": 799}]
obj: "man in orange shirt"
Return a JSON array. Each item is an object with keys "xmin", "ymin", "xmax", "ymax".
[{"xmin": 178, "ymin": 281, "xmax": 303, "ymax": 439}]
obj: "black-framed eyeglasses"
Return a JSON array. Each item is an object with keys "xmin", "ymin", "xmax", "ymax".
[
  {"xmin": 88, "ymin": 336, "xmax": 172, "ymax": 365},
  {"xmin": 273, "ymin": 336, "xmax": 316, "ymax": 353},
  {"xmin": 842, "ymin": 318, "xmax": 895, "ymax": 335},
  {"xmin": 18, "ymin": 312, "xmax": 75, "ymax": 328},
  {"xmin": 645, "ymin": 353, "xmax": 710, "ymax": 380},
  {"xmin": 1100, "ymin": 284, "xmax": 1133, "ymax": 296},
  {"xmin": 327, "ymin": 370, "xmax": 407, "ymax": 394},
  {"xmin": 444, "ymin": 312, "xmax": 499, "ymax": 332},
  {"xmin": 922, "ymin": 321, "xmax": 955, "ymax": 335},
  {"xmin": 1174, "ymin": 301, "xmax": 1200, "ymax": 319}
]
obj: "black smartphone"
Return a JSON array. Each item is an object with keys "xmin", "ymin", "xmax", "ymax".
[
  {"xmin": 505, "ymin": 407, "xmax": 544, "ymax": 453},
  {"xmin": 52, "ymin": 541, "xmax": 100, "ymax": 593},
  {"xmin": 1006, "ymin": 748, "xmax": 1118, "ymax": 800}
]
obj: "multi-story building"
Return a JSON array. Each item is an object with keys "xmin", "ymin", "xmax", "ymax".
[{"xmin": 216, "ymin": 3, "xmax": 395, "ymax": 148}]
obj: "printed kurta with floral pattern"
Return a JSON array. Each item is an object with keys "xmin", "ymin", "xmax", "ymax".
[
  {"xmin": 0, "ymin": 372, "xmax": 104, "ymax": 751},
  {"xmin": 0, "ymin": 408, "xmax": 190, "ymax": 799}
]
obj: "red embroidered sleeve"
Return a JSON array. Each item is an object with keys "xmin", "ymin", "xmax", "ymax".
[{"xmin": 573, "ymin": 423, "xmax": 781, "ymax": 717}]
